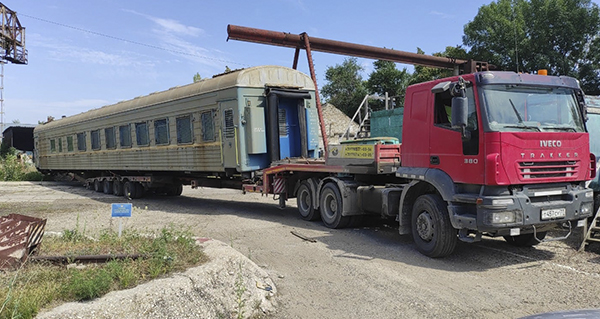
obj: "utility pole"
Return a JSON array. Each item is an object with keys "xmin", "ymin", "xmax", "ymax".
[{"xmin": 0, "ymin": 2, "xmax": 27, "ymax": 143}]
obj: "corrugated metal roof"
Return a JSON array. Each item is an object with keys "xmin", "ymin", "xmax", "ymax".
[{"xmin": 35, "ymin": 65, "xmax": 315, "ymax": 133}]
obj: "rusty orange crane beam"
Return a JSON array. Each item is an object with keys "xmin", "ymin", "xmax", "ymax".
[{"xmin": 227, "ymin": 24, "xmax": 493, "ymax": 73}]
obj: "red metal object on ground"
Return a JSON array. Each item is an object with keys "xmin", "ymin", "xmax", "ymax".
[{"xmin": 0, "ymin": 214, "xmax": 46, "ymax": 268}]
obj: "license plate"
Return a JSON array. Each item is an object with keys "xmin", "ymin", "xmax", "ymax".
[{"xmin": 541, "ymin": 208, "xmax": 566, "ymax": 220}]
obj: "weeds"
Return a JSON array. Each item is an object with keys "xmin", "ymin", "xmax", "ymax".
[
  {"xmin": 234, "ymin": 260, "xmax": 248, "ymax": 319},
  {"xmin": 0, "ymin": 147, "xmax": 44, "ymax": 181},
  {"xmin": 0, "ymin": 226, "xmax": 207, "ymax": 319}
]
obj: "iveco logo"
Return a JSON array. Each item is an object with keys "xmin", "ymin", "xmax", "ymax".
[{"xmin": 540, "ymin": 140, "xmax": 562, "ymax": 147}]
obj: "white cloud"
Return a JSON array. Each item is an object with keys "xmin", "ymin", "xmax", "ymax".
[
  {"xmin": 123, "ymin": 9, "xmax": 228, "ymax": 69},
  {"xmin": 429, "ymin": 11, "xmax": 454, "ymax": 19},
  {"xmin": 124, "ymin": 9, "xmax": 204, "ymax": 37}
]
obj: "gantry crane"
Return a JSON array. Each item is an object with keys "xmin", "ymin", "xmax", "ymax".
[{"xmin": 0, "ymin": 2, "xmax": 27, "ymax": 142}]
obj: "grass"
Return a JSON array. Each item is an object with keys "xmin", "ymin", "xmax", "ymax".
[{"xmin": 0, "ymin": 226, "xmax": 208, "ymax": 319}]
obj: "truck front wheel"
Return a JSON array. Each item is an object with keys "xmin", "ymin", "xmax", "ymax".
[
  {"xmin": 320, "ymin": 183, "xmax": 350, "ymax": 228},
  {"xmin": 297, "ymin": 181, "xmax": 320, "ymax": 221},
  {"xmin": 411, "ymin": 194, "xmax": 457, "ymax": 258}
]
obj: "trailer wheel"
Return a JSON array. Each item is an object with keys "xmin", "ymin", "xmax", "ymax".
[
  {"xmin": 319, "ymin": 183, "xmax": 350, "ymax": 228},
  {"xmin": 296, "ymin": 181, "xmax": 320, "ymax": 221},
  {"xmin": 103, "ymin": 180, "xmax": 113, "ymax": 194},
  {"xmin": 124, "ymin": 181, "xmax": 136, "ymax": 199},
  {"xmin": 113, "ymin": 181, "xmax": 124, "ymax": 196},
  {"xmin": 503, "ymin": 232, "xmax": 547, "ymax": 247},
  {"xmin": 134, "ymin": 183, "xmax": 144, "ymax": 198},
  {"xmin": 94, "ymin": 180, "xmax": 102, "ymax": 192},
  {"xmin": 411, "ymin": 194, "xmax": 457, "ymax": 258},
  {"xmin": 166, "ymin": 183, "xmax": 183, "ymax": 196}
]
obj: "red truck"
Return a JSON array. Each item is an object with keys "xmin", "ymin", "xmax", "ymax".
[{"xmin": 245, "ymin": 70, "xmax": 595, "ymax": 257}]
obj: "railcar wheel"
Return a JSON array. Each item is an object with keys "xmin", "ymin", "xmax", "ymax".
[
  {"xmin": 319, "ymin": 183, "xmax": 350, "ymax": 229},
  {"xmin": 103, "ymin": 180, "xmax": 113, "ymax": 194},
  {"xmin": 411, "ymin": 194, "xmax": 457, "ymax": 258},
  {"xmin": 296, "ymin": 181, "xmax": 320, "ymax": 221},
  {"xmin": 503, "ymin": 232, "xmax": 547, "ymax": 247},
  {"xmin": 113, "ymin": 181, "xmax": 124, "ymax": 196},
  {"xmin": 94, "ymin": 180, "xmax": 102, "ymax": 192}
]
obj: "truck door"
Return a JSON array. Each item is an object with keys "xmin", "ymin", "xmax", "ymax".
[{"xmin": 220, "ymin": 99, "xmax": 239, "ymax": 170}]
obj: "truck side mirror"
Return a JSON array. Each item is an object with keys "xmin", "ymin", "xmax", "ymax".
[
  {"xmin": 451, "ymin": 96, "xmax": 468, "ymax": 129},
  {"xmin": 451, "ymin": 96, "xmax": 470, "ymax": 140}
]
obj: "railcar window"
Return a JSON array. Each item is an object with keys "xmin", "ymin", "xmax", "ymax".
[
  {"xmin": 77, "ymin": 133, "xmax": 86, "ymax": 151},
  {"xmin": 176, "ymin": 115, "xmax": 193, "ymax": 144},
  {"xmin": 155, "ymin": 118, "xmax": 169, "ymax": 145},
  {"xmin": 50, "ymin": 139, "xmax": 56, "ymax": 153},
  {"xmin": 91, "ymin": 130, "xmax": 101, "ymax": 150},
  {"xmin": 119, "ymin": 124, "xmax": 132, "ymax": 148},
  {"xmin": 67, "ymin": 136, "xmax": 74, "ymax": 152},
  {"xmin": 58, "ymin": 138, "xmax": 63, "ymax": 153},
  {"xmin": 224, "ymin": 109, "xmax": 235, "ymax": 138},
  {"xmin": 135, "ymin": 122, "xmax": 149, "ymax": 146},
  {"xmin": 201, "ymin": 110, "xmax": 215, "ymax": 142},
  {"xmin": 105, "ymin": 127, "xmax": 116, "ymax": 149}
]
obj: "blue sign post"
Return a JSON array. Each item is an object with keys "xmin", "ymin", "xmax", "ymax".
[{"xmin": 111, "ymin": 203, "xmax": 132, "ymax": 237}]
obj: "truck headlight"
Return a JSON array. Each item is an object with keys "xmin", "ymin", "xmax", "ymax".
[
  {"xmin": 585, "ymin": 190, "xmax": 594, "ymax": 198},
  {"xmin": 580, "ymin": 202, "xmax": 594, "ymax": 216}
]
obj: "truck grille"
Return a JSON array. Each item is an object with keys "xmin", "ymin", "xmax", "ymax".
[{"xmin": 519, "ymin": 160, "xmax": 579, "ymax": 179}]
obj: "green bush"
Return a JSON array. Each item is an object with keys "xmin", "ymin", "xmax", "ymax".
[{"xmin": 0, "ymin": 150, "xmax": 45, "ymax": 181}]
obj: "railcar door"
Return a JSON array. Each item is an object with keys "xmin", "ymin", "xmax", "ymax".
[
  {"xmin": 220, "ymin": 100, "xmax": 239, "ymax": 170},
  {"xmin": 265, "ymin": 88, "xmax": 312, "ymax": 162},
  {"xmin": 277, "ymin": 98, "xmax": 302, "ymax": 159}
]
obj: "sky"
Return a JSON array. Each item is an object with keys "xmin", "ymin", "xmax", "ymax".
[{"xmin": 4, "ymin": 0, "xmax": 600, "ymax": 125}]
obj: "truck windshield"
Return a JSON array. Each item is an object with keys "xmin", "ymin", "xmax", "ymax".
[{"xmin": 480, "ymin": 85, "xmax": 585, "ymax": 133}]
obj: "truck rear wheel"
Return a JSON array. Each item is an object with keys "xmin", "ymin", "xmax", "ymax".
[
  {"xmin": 411, "ymin": 194, "xmax": 457, "ymax": 258},
  {"xmin": 503, "ymin": 232, "xmax": 546, "ymax": 247},
  {"xmin": 319, "ymin": 183, "xmax": 350, "ymax": 228},
  {"xmin": 297, "ymin": 181, "xmax": 319, "ymax": 221}
]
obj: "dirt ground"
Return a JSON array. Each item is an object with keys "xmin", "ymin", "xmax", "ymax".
[{"xmin": 2, "ymin": 181, "xmax": 600, "ymax": 319}]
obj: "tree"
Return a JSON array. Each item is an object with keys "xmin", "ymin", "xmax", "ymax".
[
  {"xmin": 366, "ymin": 60, "xmax": 411, "ymax": 107},
  {"xmin": 463, "ymin": 0, "xmax": 600, "ymax": 94},
  {"xmin": 193, "ymin": 72, "xmax": 202, "ymax": 83},
  {"xmin": 321, "ymin": 58, "xmax": 368, "ymax": 116},
  {"xmin": 409, "ymin": 47, "xmax": 469, "ymax": 85}
]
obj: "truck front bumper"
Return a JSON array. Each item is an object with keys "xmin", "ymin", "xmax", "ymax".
[{"xmin": 449, "ymin": 183, "xmax": 594, "ymax": 235}]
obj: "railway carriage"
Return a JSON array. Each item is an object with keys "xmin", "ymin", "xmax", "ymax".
[{"xmin": 34, "ymin": 65, "xmax": 320, "ymax": 196}]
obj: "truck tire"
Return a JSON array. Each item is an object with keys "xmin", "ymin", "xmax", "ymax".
[
  {"xmin": 297, "ymin": 181, "xmax": 320, "ymax": 221},
  {"xmin": 113, "ymin": 181, "xmax": 124, "ymax": 196},
  {"xmin": 411, "ymin": 194, "xmax": 457, "ymax": 258},
  {"xmin": 319, "ymin": 183, "xmax": 350, "ymax": 228},
  {"xmin": 166, "ymin": 183, "xmax": 183, "ymax": 196},
  {"xmin": 94, "ymin": 180, "xmax": 102, "ymax": 192},
  {"xmin": 103, "ymin": 180, "xmax": 113, "ymax": 194},
  {"xmin": 124, "ymin": 181, "xmax": 136, "ymax": 199},
  {"xmin": 134, "ymin": 182, "xmax": 144, "ymax": 198},
  {"xmin": 503, "ymin": 232, "xmax": 547, "ymax": 247}
]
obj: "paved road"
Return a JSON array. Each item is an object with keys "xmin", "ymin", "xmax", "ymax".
[{"xmin": 2, "ymin": 181, "xmax": 600, "ymax": 318}]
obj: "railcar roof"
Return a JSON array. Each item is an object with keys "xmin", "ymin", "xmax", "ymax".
[{"xmin": 35, "ymin": 65, "xmax": 315, "ymax": 132}]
